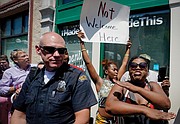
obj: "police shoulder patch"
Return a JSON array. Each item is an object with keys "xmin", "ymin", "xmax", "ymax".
[{"xmin": 79, "ymin": 75, "xmax": 87, "ymax": 81}]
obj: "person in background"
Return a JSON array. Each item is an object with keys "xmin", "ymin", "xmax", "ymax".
[
  {"xmin": 0, "ymin": 55, "xmax": 10, "ymax": 73},
  {"xmin": 78, "ymin": 31, "xmax": 131, "ymax": 124},
  {"xmin": 11, "ymin": 32, "xmax": 97, "ymax": 124},
  {"xmin": 0, "ymin": 50, "xmax": 30, "ymax": 124},
  {"xmin": 63, "ymin": 49, "xmax": 84, "ymax": 71},
  {"xmin": 63, "ymin": 50, "xmax": 69, "ymax": 64},
  {"xmin": 0, "ymin": 55, "xmax": 11, "ymax": 124},
  {"xmin": 37, "ymin": 61, "xmax": 44, "ymax": 69},
  {"xmin": 0, "ymin": 50, "xmax": 31, "ymax": 97},
  {"xmin": 10, "ymin": 61, "xmax": 44, "ymax": 104},
  {"xmin": 121, "ymin": 53, "xmax": 170, "ymax": 97},
  {"xmin": 105, "ymin": 56, "xmax": 176, "ymax": 124}
]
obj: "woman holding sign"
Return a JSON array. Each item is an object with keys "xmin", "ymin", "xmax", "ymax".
[{"xmin": 78, "ymin": 31, "xmax": 131, "ymax": 124}]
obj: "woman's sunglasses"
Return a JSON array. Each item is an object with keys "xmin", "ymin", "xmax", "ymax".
[
  {"xmin": 40, "ymin": 46, "xmax": 67, "ymax": 54},
  {"xmin": 130, "ymin": 62, "xmax": 147, "ymax": 69}
]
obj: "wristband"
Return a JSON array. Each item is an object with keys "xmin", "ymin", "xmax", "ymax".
[
  {"xmin": 81, "ymin": 49, "xmax": 86, "ymax": 52},
  {"xmin": 124, "ymin": 54, "xmax": 129, "ymax": 57}
]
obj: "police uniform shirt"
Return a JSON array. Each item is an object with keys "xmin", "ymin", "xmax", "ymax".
[{"xmin": 13, "ymin": 64, "xmax": 97, "ymax": 124}]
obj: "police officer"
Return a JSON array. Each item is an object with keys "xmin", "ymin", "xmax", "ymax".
[{"xmin": 11, "ymin": 32, "xmax": 97, "ymax": 124}]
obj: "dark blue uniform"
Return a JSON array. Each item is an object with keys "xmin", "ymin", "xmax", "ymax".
[{"xmin": 13, "ymin": 64, "xmax": 97, "ymax": 124}]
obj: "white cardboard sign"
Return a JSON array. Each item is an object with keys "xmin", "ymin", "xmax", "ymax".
[{"xmin": 80, "ymin": 0, "xmax": 130, "ymax": 44}]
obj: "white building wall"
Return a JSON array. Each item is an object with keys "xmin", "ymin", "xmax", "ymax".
[{"xmin": 169, "ymin": 0, "xmax": 180, "ymax": 123}]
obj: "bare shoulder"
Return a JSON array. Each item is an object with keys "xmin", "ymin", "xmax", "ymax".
[
  {"xmin": 149, "ymin": 81, "xmax": 160, "ymax": 86},
  {"xmin": 149, "ymin": 81, "xmax": 162, "ymax": 90}
]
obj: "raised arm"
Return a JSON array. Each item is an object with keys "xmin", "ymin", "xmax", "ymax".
[
  {"xmin": 77, "ymin": 31, "xmax": 103, "ymax": 92},
  {"xmin": 117, "ymin": 40, "xmax": 131, "ymax": 80}
]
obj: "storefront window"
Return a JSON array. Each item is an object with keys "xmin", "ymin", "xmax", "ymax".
[
  {"xmin": 58, "ymin": 22, "xmax": 92, "ymax": 71},
  {"xmin": 103, "ymin": 8, "xmax": 170, "ymax": 72},
  {"xmin": 24, "ymin": 15, "xmax": 29, "ymax": 33},
  {"xmin": 1, "ymin": 19, "xmax": 11, "ymax": 37},
  {"xmin": 63, "ymin": 0, "xmax": 74, "ymax": 4},
  {"xmin": 1, "ymin": 11, "xmax": 29, "ymax": 57},
  {"xmin": 2, "ymin": 35, "xmax": 28, "ymax": 64},
  {"xmin": 62, "ymin": 0, "xmax": 82, "ymax": 4},
  {"xmin": 1, "ymin": 12, "xmax": 28, "ymax": 37},
  {"xmin": 13, "ymin": 16, "xmax": 22, "ymax": 35}
]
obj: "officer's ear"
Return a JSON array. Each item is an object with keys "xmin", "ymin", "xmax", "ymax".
[{"xmin": 35, "ymin": 45, "xmax": 41, "ymax": 55}]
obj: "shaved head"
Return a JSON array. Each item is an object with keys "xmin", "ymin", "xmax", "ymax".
[{"xmin": 40, "ymin": 32, "xmax": 66, "ymax": 47}]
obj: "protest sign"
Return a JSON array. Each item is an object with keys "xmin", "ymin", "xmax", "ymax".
[{"xmin": 80, "ymin": 0, "xmax": 130, "ymax": 44}]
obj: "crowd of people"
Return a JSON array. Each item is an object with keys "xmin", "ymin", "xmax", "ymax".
[
  {"xmin": 77, "ymin": 31, "xmax": 175, "ymax": 124},
  {"xmin": 0, "ymin": 31, "xmax": 176, "ymax": 124}
]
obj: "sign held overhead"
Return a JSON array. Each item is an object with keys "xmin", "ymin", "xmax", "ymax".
[{"xmin": 80, "ymin": 0, "xmax": 130, "ymax": 44}]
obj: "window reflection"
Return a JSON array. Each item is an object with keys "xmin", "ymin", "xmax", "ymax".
[
  {"xmin": 1, "ymin": 12, "xmax": 29, "ymax": 56},
  {"xmin": 62, "ymin": 0, "xmax": 81, "ymax": 4},
  {"xmin": 24, "ymin": 15, "xmax": 28, "ymax": 32},
  {"xmin": 13, "ymin": 16, "xmax": 22, "ymax": 35},
  {"xmin": 63, "ymin": 0, "xmax": 74, "ymax": 4},
  {"xmin": 1, "ymin": 12, "xmax": 28, "ymax": 37},
  {"xmin": 2, "ymin": 19, "xmax": 11, "ymax": 37},
  {"xmin": 103, "ymin": 9, "xmax": 170, "ymax": 71},
  {"xmin": 59, "ymin": 22, "xmax": 92, "ymax": 72}
]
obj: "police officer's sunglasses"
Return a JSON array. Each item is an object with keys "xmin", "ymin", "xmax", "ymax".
[{"xmin": 39, "ymin": 46, "xmax": 67, "ymax": 54}]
